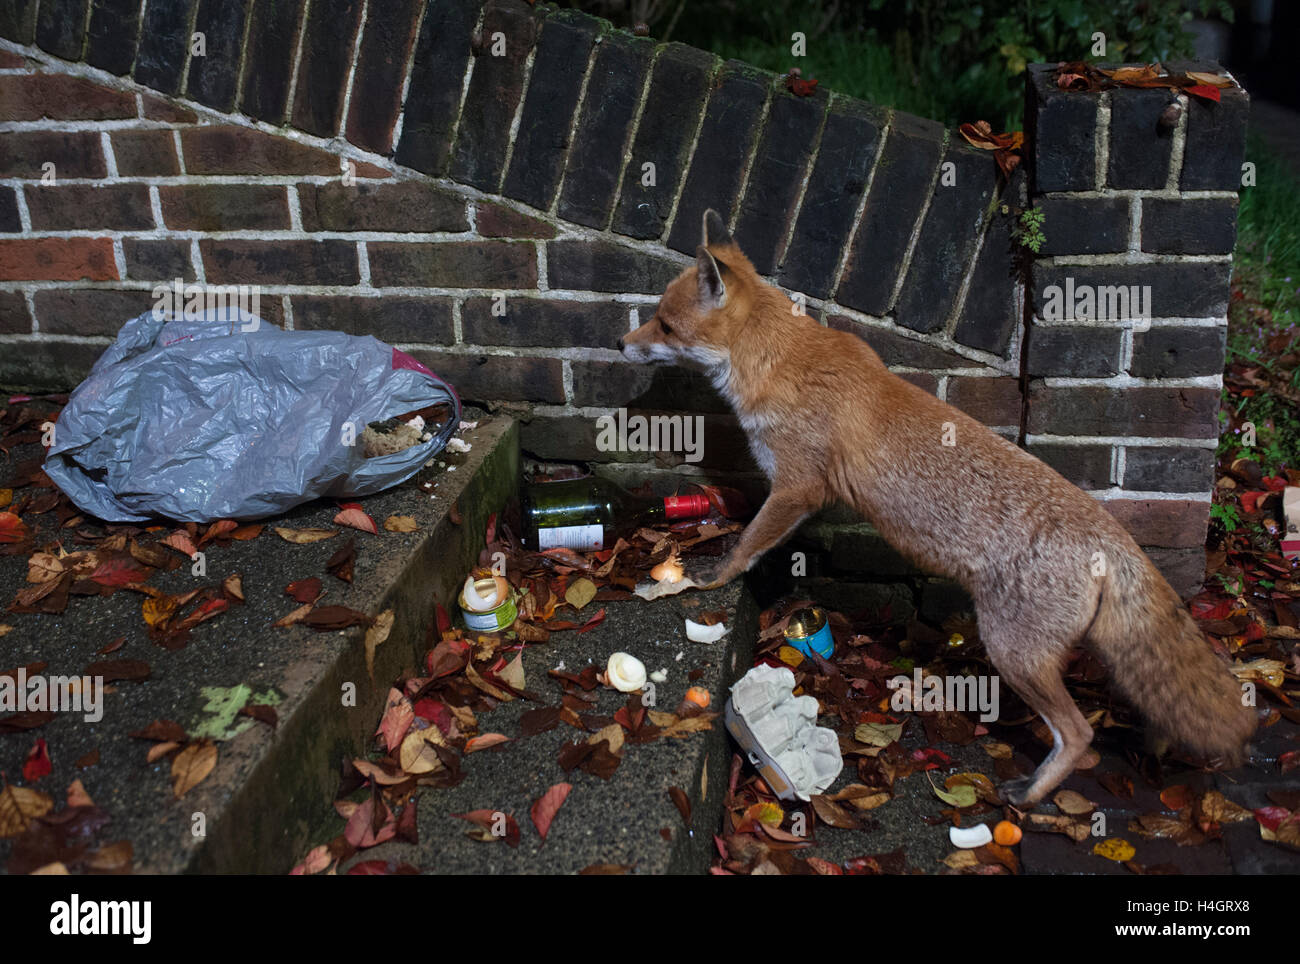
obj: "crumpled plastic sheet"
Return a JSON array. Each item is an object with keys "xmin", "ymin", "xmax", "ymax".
[{"xmin": 43, "ymin": 308, "xmax": 461, "ymax": 522}]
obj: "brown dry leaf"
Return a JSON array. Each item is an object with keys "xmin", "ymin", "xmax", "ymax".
[
  {"xmin": 383, "ymin": 515, "xmax": 418, "ymax": 533},
  {"xmin": 274, "ymin": 601, "xmax": 315, "ymax": 628},
  {"xmin": 222, "ymin": 573, "xmax": 244, "ymax": 602},
  {"xmin": 1053, "ymin": 789, "xmax": 1096, "ymax": 815},
  {"xmin": 657, "ymin": 713, "xmax": 717, "ymax": 739},
  {"xmin": 399, "ymin": 730, "xmax": 443, "ymax": 774},
  {"xmin": 981, "ymin": 741, "xmax": 1013, "ymax": 759},
  {"xmin": 364, "ymin": 609, "xmax": 394, "ymax": 682},
  {"xmin": 66, "ymin": 779, "xmax": 93, "ymax": 808},
  {"xmin": 588, "ymin": 723, "xmax": 625, "ymax": 756},
  {"xmin": 30, "ymin": 861, "xmax": 69, "ymax": 875},
  {"xmin": 465, "ymin": 733, "xmax": 510, "ymax": 753},
  {"xmin": 273, "ymin": 527, "xmax": 337, "ymax": 544},
  {"xmin": 229, "ymin": 523, "xmax": 264, "ymax": 541},
  {"xmin": 1028, "ymin": 812, "xmax": 1091, "ymax": 842},
  {"xmin": 497, "ymin": 652, "xmax": 526, "ymax": 691},
  {"xmin": 1184, "ymin": 70, "xmax": 1232, "ymax": 88},
  {"xmin": 147, "ymin": 741, "xmax": 181, "ymax": 764},
  {"xmin": 1100, "ymin": 64, "xmax": 1161, "ymax": 84},
  {"xmin": 171, "ymin": 741, "xmax": 217, "ymax": 798},
  {"xmin": 1198, "ymin": 790, "xmax": 1253, "ymax": 824},
  {"xmin": 466, "ymin": 662, "xmax": 514, "ymax": 702},
  {"xmin": 84, "ymin": 840, "xmax": 133, "ymax": 872},
  {"xmin": 0, "ymin": 780, "xmax": 53, "ymax": 837}
]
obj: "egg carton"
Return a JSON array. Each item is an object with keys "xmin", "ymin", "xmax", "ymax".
[{"xmin": 724, "ymin": 664, "xmax": 842, "ymax": 802}]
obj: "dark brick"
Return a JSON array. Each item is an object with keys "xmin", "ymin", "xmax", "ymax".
[
  {"xmin": 894, "ymin": 144, "xmax": 999, "ymax": 334},
  {"xmin": 393, "ymin": 0, "xmax": 482, "ymax": 176},
  {"xmin": 476, "ymin": 201, "xmax": 555, "ymax": 239},
  {"xmin": 411, "ymin": 351, "xmax": 564, "ymax": 404},
  {"xmin": 34, "ymin": 288, "xmax": 156, "ymax": 336},
  {"xmin": 1027, "ymin": 443, "xmax": 1114, "ymax": 489},
  {"xmin": 238, "ymin": 0, "xmax": 306, "ymax": 123},
  {"xmin": 526, "ymin": 411, "xmax": 749, "ymax": 471},
  {"xmin": 344, "ymin": 0, "xmax": 423, "ymax": 154},
  {"xmin": 1027, "ymin": 63, "xmax": 1099, "ymax": 192},
  {"xmin": 898, "ymin": 371, "xmax": 938, "ymax": 394},
  {"xmin": 160, "ymin": 184, "xmax": 290, "ymax": 231},
  {"xmin": 556, "ymin": 31, "xmax": 654, "ymax": 229},
  {"xmin": 124, "ymin": 238, "xmax": 196, "ymax": 281},
  {"xmin": 1026, "ymin": 382, "xmax": 1219, "ymax": 437},
  {"xmin": 952, "ymin": 172, "xmax": 1024, "ymax": 356},
  {"xmin": 462, "ymin": 296, "xmax": 626, "ymax": 349},
  {"xmin": 25, "ymin": 183, "xmax": 153, "ymax": 231},
  {"xmin": 1107, "ymin": 86, "xmax": 1177, "ymax": 190},
  {"xmin": 500, "ymin": 10, "xmax": 600, "ymax": 211},
  {"xmin": 200, "ymin": 239, "xmax": 360, "ymax": 286},
  {"xmin": 185, "ymin": 0, "xmax": 250, "ymax": 111},
  {"xmin": 134, "ymin": 0, "xmax": 198, "ymax": 96},
  {"xmin": 368, "ymin": 241, "xmax": 536, "ymax": 288},
  {"xmin": 733, "ymin": 85, "xmax": 829, "ymax": 276},
  {"xmin": 0, "ymin": 188, "xmax": 19, "ymax": 233},
  {"xmin": 0, "ymin": 238, "xmax": 117, "ymax": 281},
  {"xmin": 611, "ymin": 43, "xmax": 717, "ymax": 240},
  {"xmin": 0, "ymin": 339, "xmax": 106, "ymax": 393},
  {"xmin": 1026, "ymin": 324, "xmax": 1123, "ymax": 377},
  {"xmin": 521, "ymin": 414, "xmax": 617, "ymax": 461},
  {"xmin": 35, "ymin": 0, "xmax": 88, "ymax": 60},
  {"xmin": 86, "ymin": 0, "xmax": 144, "ymax": 75},
  {"xmin": 1036, "ymin": 196, "xmax": 1129, "ymax": 255},
  {"xmin": 0, "ymin": 74, "xmax": 136, "ymax": 120},
  {"xmin": 1129, "ymin": 324, "xmax": 1226, "ymax": 377},
  {"xmin": 666, "ymin": 61, "xmax": 770, "ymax": 256},
  {"xmin": 570, "ymin": 360, "xmax": 728, "ymax": 412},
  {"xmin": 141, "ymin": 92, "xmax": 197, "ymax": 122},
  {"xmin": 1140, "ymin": 197, "xmax": 1237, "ymax": 254},
  {"xmin": 835, "ymin": 111, "xmax": 944, "ymax": 315},
  {"xmin": 0, "ymin": 131, "xmax": 105, "ymax": 178},
  {"xmin": 1103, "ymin": 498, "xmax": 1208, "ymax": 548},
  {"xmin": 290, "ymin": 0, "xmax": 365, "ymax": 137},
  {"xmin": 180, "ymin": 126, "xmax": 340, "ymax": 175},
  {"xmin": 546, "ymin": 239, "xmax": 682, "ymax": 294},
  {"xmin": 779, "ymin": 99, "xmax": 886, "ymax": 298},
  {"xmin": 1173, "ymin": 64, "xmax": 1248, "ymax": 191},
  {"xmin": 1122, "ymin": 445, "xmax": 1214, "ymax": 492},
  {"xmin": 0, "ymin": 290, "xmax": 32, "ymax": 333},
  {"xmin": 292, "ymin": 294, "xmax": 453, "ymax": 343},
  {"xmin": 110, "ymin": 129, "xmax": 181, "ymax": 176},
  {"xmin": 1034, "ymin": 261, "xmax": 1232, "ymax": 321},
  {"xmin": 0, "ymin": 2, "xmax": 38, "ymax": 44},
  {"xmin": 298, "ymin": 181, "xmax": 469, "ymax": 233},
  {"xmin": 448, "ymin": 2, "xmax": 541, "ymax": 192},
  {"xmin": 946, "ymin": 376, "xmax": 1022, "ymax": 426},
  {"xmin": 826, "ymin": 316, "xmax": 971, "ymax": 369}
]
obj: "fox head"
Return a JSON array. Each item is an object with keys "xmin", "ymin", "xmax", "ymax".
[{"xmin": 619, "ymin": 209, "xmax": 757, "ymax": 372}]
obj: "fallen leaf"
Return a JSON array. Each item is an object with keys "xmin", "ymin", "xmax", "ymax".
[
  {"xmin": 171, "ymin": 741, "xmax": 217, "ymax": 798},
  {"xmin": 383, "ymin": 515, "xmax": 418, "ymax": 533},
  {"xmin": 531, "ymin": 783, "xmax": 572, "ymax": 842},
  {"xmin": 0, "ymin": 780, "xmax": 53, "ymax": 837},
  {"xmin": 273, "ymin": 527, "xmax": 337, "ymax": 544},
  {"xmin": 334, "ymin": 505, "xmax": 377, "ymax": 535},
  {"xmin": 364, "ymin": 609, "xmax": 394, "ymax": 682}
]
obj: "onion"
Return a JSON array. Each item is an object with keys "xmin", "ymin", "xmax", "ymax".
[
  {"xmin": 650, "ymin": 555, "xmax": 684, "ymax": 584},
  {"xmin": 606, "ymin": 652, "xmax": 647, "ymax": 692}
]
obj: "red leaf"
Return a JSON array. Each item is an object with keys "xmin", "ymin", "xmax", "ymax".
[
  {"xmin": 334, "ymin": 506, "xmax": 377, "ymax": 535},
  {"xmin": 435, "ymin": 603, "xmax": 452, "ymax": 635},
  {"xmin": 0, "ymin": 511, "xmax": 30, "ymax": 545},
  {"xmin": 485, "ymin": 512, "xmax": 497, "ymax": 545},
  {"xmin": 530, "ymin": 782, "xmax": 572, "ymax": 843},
  {"xmin": 575, "ymin": 608, "xmax": 606, "ymax": 634},
  {"xmin": 285, "ymin": 577, "xmax": 323, "ymax": 603},
  {"xmin": 1240, "ymin": 490, "xmax": 1267, "ymax": 514},
  {"xmin": 1254, "ymin": 806, "xmax": 1291, "ymax": 832},
  {"xmin": 375, "ymin": 688, "xmax": 414, "ymax": 753},
  {"xmin": 1186, "ymin": 84, "xmax": 1220, "ymax": 102},
  {"xmin": 89, "ymin": 555, "xmax": 151, "ymax": 588},
  {"xmin": 22, "ymin": 737, "xmax": 51, "ymax": 782}
]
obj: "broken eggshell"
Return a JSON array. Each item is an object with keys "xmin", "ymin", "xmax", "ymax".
[
  {"xmin": 462, "ymin": 574, "xmax": 508, "ymax": 613},
  {"xmin": 948, "ymin": 823, "xmax": 994, "ymax": 849},
  {"xmin": 685, "ymin": 618, "xmax": 728, "ymax": 643},
  {"xmin": 606, "ymin": 652, "xmax": 647, "ymax": 692}
]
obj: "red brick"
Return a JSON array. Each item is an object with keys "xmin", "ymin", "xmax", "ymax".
[
  {"xmin": 947, "ymin": 376, "xmax": 1022, "ymax": 426},
  {"xmin": 141, "ymin": 92, "xmax": 197, "ymax": 123},
  {"xmin": 0, "ymin": 238, "xmax": 119, "ymax": 281},
  {"xmin": 475, "ymin": 201, "xmax": 556, "ymax": 239},
  {"xmin": 111, "ymin": 129, "xmax": 180, "ymax": 176},
  {"xmin": 33, "ymin": 289, "xmax": 157, "ymax": 336},
  {"xmin": 25, "ymin": 183, "xmax": 154, "ymax": 230},
  {"xmin": 1102, "ymin": 498, "xmax": 1208, "ymax": 548},
  {"xmin": 0, "ymin": 74, "xmax": 136, "ymax": 121},
  {"xmin": 0, "ymin": 51, "xmax": 29, "ymax": 69},
  {"xmin": 0, "ymin": 131, "xmax": 106, "ymax": 178},
  {"xmin": 159, "ymin": 184, "xmax": 290, "ymax": 230},
  {"xmin": 181, "ymin": 126, "xmax": 344, "ymax": 176},
  {"xmin": 199, "ymin": 240, "xmax": 359, "ymax": 286}
]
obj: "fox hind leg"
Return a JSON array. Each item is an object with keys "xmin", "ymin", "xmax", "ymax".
[{"xmin": 981, "ymin": 622, "xmax": 1094, "ymax": 807}]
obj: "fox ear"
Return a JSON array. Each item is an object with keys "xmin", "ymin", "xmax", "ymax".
[
  {"xmin": 696, "ymin": 246, "xmax": 727, "ymax": 310},
  {"xmin": 701, "ymin": 209, "xmax": 733, "ymax": 248}
]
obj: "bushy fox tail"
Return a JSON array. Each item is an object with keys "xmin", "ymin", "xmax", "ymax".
[{"xmin": 1088, "ymin": 551, "xmax": 1256, "ymax": 765}]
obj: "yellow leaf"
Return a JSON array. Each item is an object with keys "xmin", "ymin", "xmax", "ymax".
[
  {"xmin": 1092, "ymin": 837, "xmax": 1136, "ymax": 862},
  {"xmin": 588, "ymin": 723, "xmax": 625, "ymax": 756},
  {"xmin": 981, "ymin": 741, "xmax": 1014, "ymax": 759},
  {"xmin": 171, "ymin": 741, "xmax": 217, "ymax": 798},
  {"xmin": 0, "ymin": 489, "xmax": 10, "ymax": 508},
  {"xmin": 565, "ymin": 577, "xmax": 597, "ymax": 611},
  {"xmin": 383, "ymin": 515, "xmax": 419, "ymax": 532},
  {"xmin": 399, "ymin": 730, "xmax": 442, "ymax": 774},
  {"xmin": 273, "ymin": 527, "xmax": 338, "ymax": 544},
  {"xmin": 777, "ymin": 645, "xmax": 806, "ymax": 667},
  {"xmin": 0, "ymin": 782, "xmax": 53, "ymax": 838},
  {"xmin": 1053, "ymin": 789, "xmax": 1096, "ymax": 815}
]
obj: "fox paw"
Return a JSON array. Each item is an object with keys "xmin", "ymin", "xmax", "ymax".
[
  {"xmin": 694, "ymin": 564, "xmax": 730, "ymax": 591},
  {"xmin": 998, "ymin": 776, "xmax": 1038, "ymax": 807}
]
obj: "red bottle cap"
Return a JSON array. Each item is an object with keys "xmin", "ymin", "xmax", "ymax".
[{"xmin": 663, "ymin": 494, "xmax": 711, "ymax": 520}]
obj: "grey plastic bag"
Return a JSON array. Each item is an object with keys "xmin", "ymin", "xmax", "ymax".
[{"xmin": 44, "ymin": 308, "xmax": 461, "ymax": 522}]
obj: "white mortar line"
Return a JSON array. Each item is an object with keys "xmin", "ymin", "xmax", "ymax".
[
  {"xmin": 284, "ymin": 0, "xmax": 314, "ymax": 125},
  {"xmin": 1095, "ymin": 92, "xmax": 1111, "ymax": 189},
  {"xmin": 388, "ymin": 0, "xmax": 429, "ymax": 154},
  {"xmin": 547, "ymin": 30, "xmax": 601, "ymax": 218},
  {"xmin": 1026, "ymin": 433, "xmax": 1218, "ymax": 448},
  {"xmin": 603, "ymin": 43, "xmax": 663, "ymax": 233},
  {"xmin": 496, "ymin": 43, "xmax": 537, "ymax": 194},
  {"xmin": 885, "ymin": 128, "xmax": 950, "ymax": 312},
  {"xmin": 726, "ymin": 83, "xmax": 773, "ymax": 235},
  {"xmin": 336, "ymin": 0, "xmax": 369, "ymax": 139},
  {"xmin": 828, "ymin": 109, "xmax": 891, "ymax": 298}
]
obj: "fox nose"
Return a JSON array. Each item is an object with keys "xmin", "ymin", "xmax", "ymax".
[{"xmin": 616, "ymin": 336, "xmax": 625, "ymax": 351}]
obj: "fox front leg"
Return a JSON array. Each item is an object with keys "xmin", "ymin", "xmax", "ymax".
[{"xmin": 697, "ymin": 488, "xmax": 818, "ymax": 589}]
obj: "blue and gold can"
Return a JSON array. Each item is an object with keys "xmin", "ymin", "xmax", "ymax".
[{"xmin": 783, "ymin": 606, "xmax": 833, "ymax": 658}]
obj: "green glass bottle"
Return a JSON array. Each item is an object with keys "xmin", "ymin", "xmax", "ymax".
[{"xmin": 520, "ymin": 477, "xmax": 710, "ymax": 551}]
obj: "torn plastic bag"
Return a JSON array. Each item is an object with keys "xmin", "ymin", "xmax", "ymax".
[{"xmin": 44, "ymin": 308, "xmax": 461, "ymax": 522}]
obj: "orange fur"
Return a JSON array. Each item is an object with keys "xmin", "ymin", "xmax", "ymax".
[{"xmin": 620, "ymin": 210, "xmax": 1255, "ymax": 805}]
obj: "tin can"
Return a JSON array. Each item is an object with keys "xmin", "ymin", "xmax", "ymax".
[
  {"xmin": 458, "ymin": 577, "xmax": 518, "ymax": 632},
  {"xmin": 783, "ymin": 606, "xmax": 833, "ymax": 658}
]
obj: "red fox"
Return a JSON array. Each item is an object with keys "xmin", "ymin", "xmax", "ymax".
[{"xmin": 619, "ymin": 209, "xmax": 1256, "ymax": 806}]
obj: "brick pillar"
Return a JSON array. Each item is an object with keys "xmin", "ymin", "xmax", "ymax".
[{"xmin": 1024, "ymin": 62, "xmax": 1248, "ymax": 597}]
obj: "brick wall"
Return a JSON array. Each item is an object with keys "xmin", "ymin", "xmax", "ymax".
[{"xmin": 0, "ymin": 1, "xmax": 1247, "ymax": 600}]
